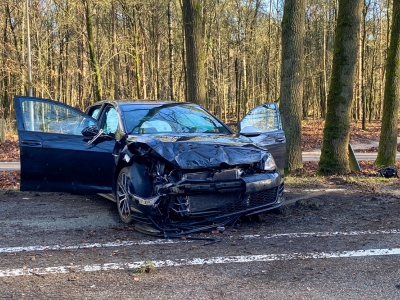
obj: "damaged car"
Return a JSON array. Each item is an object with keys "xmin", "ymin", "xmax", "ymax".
[{"xmin": 14, "ymin": 96, "xmax": 286, "ymax": 236}]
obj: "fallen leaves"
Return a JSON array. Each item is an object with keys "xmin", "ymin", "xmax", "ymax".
[
  {"xmin": 0, "ymin": 171, "xmax": 20, "ymax": 189},
  {"xmin": 0, "ymin": 136, "xmax": 19, "ymax": 162},
  {"xmin": 301, "ymin": 120, "xmax": 400, "ymax": 151}
]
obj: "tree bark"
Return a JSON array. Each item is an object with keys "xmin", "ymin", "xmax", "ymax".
[
  {"xmin": 318, "ymin": 0, "xmax": 363, "ymax": 175},
  {"xmin": 112, "ymin": 0, "xmax": 120, "ymax": 100},
  {"xmin": 280, "ymin": 0, "xmax": 305, "ymax": 172},
  {"xmin": 132, "ymin": 3, "xmax": 141, "ymax": 99},
  {"xmin": 168, "ymin": 0, "xmax": 175, "ymax": 101},
  {"xmin": 182, "ymin": 0, "xmax": 206, "ymax": 106},
  {"xmin": 83, "ymin": 0, "xmax": 102, "ymax": 102},
  {"xmin": 375, "ymin": 0, "xmax": 400, "ymax": 167},
  {"xmin": 361, "ymin": 1, "xmax": 369, "ymax": 130}
]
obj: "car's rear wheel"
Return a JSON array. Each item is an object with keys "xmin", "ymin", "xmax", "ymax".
[{"xmin": 116, "ymin": 167, "xmax": 134, "ymax": 224}]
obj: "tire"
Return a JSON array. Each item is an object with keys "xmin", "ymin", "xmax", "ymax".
[{"xmin": 116, "ymin": 167, "xmax": 134, "ymax": 224}]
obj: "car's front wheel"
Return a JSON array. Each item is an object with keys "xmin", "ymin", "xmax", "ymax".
[{"xmin": 116, "ymin": 167, "xmax": 134, "ymax": 224}]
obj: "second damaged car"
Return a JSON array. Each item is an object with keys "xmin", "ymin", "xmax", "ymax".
[{"xmin": 14, "ymin": 96, "xmax": 286, "ymax": 236}]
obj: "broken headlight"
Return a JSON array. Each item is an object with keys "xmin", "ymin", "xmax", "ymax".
[{"xmin": 263, "ymin": 155, "xmax": 276, "ymax": 172}]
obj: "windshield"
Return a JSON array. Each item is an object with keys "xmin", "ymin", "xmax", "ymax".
[{"xmin": 121, "ymin": 103, "xmax": 231, "ymax": 135}]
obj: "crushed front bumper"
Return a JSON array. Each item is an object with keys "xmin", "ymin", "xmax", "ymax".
[{"xmin": 128, "ymin": 172, "xmax": 284, "ymax": 236}]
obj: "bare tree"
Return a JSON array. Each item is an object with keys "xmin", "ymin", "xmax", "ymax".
[
  {"xmin": 0, "ymin": 0, "xmax": 394, "ymax": 128},
  {"xmin": 83, "ymin": 0, "xmax": 103, "ymax": 102},
  {"xmin": 182, "ymin": 0, "xmax": 206, "ymax": 105},
  {"xmin": 280, "ymin": 0, "xmax": 306, "ymax": 172},
  {"xmin": 168, "ymin": 0, "xmax": 175, "ymax": 101}
]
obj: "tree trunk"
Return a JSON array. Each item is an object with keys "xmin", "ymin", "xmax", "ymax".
[
  {"xmin": 168, "ymin": 0, "xmax": 175, "ymax": 101},
  {"xmin": 2, "ymin": 5, "xmax": 10, "ymax": 119},
  {"xmin": 321, "ymin": 2, "xmax": 328, "ymax": 119},
  {"xmin": 133, "ymin": 4, "xmax": 141, "ymax": 99},
  {"xmin": 182, "ymin": 0, "xmax": 206, "ymax": 106},
  {"xmin": 375, "ymin": 0, "xmax": 400, "ymax": 167},
  {"xmin": 318, "ymin": 0, "xmax": 363, "ymax": 175},
  {"xmin": 280, "ymin": 0, "xmax": 305, "ymax": 172},
  {"xmin": 83, "ymin": 0, "xmax": 102, "ymax": 102},
  {"xmin": 361, "ymin": 2, "xmax": 369, "ymax": 131},
  {"xmin": 112, "ymin": 0, "xmax": 120, "ymax": 100}
]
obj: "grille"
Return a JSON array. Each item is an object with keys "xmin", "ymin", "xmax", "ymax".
[
  {"xmin": 222, "ymin": 187, "xmax": 278, "ymax": 214},
  {"xmin": 187, "ymin": 187, "xmax": 278, "ymax": 215},
  {"xmin": 248, "ymin": 188, "xmax": 279, "ymax": 206},
  {"xmin": 188, "ymin": 192, "xmax": 240, "ymax": 212}
]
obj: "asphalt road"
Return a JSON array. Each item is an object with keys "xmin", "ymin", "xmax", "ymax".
[{"xmin": 1, "ymin": 152, "xmax": 398, "ymax": 171}]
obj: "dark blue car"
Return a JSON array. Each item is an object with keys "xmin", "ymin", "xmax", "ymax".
[{"xmin": 14, "ymin": 96, "xmax": 286, "ymax": 236}]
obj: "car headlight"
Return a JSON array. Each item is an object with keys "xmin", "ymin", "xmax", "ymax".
[{"xmin": 263, "ymin": 155, "xmax": 276, "ymax": 171}]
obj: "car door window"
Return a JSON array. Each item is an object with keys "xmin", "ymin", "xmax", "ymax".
[
  {"xmin": 20, "ymin": 98, "xmax": 96, "ymax": 135},
  {"xmin": 239, "ymin": 103, "xmax": 286, "ymax": 176},
  {"xmin": 240, "ymin": 104, "xmax": 281, "ymax": 132}
]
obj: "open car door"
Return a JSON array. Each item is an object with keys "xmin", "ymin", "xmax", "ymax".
[
  {"xmin": 239, "ymin": 103, "xmax": 286, "ymax": 176},
  {"xmin": 14, "ymin": 96, "xmax": 115, "ymax": 193}
]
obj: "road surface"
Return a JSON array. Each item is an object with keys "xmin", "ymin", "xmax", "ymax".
[{"xmin": 2, "ymin": 152, "xmax": 399, "ymax": 171}]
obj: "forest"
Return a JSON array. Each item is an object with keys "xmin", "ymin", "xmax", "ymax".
[{"xmin": 0, "ymin": 0, "xmax": 398, "ymax": 174}]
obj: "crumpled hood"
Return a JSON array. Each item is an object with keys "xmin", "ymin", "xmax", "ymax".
[{"xmin": 126, "ymin": 134, "xmax": 269, "ymax": 169}]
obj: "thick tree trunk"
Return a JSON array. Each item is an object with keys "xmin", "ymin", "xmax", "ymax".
[
  {"xmin": 375, "ymin": 0, "xmax": 400, "ymax": 167},
  {"xmin": 182, "ymin": 0, "xmax": 206, "ymax": 106},
  {"xmin": 318, "ymin": 0, "xmax": 363, "ymax": 175},
  {"xmin": 280, "ymin": 0, "xmax": 305, "ymax": 172}
]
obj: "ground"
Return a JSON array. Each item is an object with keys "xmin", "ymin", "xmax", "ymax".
[
  {"xmin": 0, "ymin": 120, "xmax": 400, "ymax": 299},
  {"xmin": 0, "ymin": 174, "xmax": 399, "ymax": 299}
]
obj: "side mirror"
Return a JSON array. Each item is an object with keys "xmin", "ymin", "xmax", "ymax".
[
  {"xmin": 82, "ymin": 125, "xmax": 100, "ymax": 137},
  {"xmin": 239, "ymin": 126, "xmax": 262, "ymax": 137}
]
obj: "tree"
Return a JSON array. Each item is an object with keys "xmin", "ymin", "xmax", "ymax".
[
  {"xmin": 280, "ymin": 0, "xmax": 305, "ymax": 172},
  {"xmin": 168, "ymin": 0, "xmax": 175, "ymax": 101},
  {"xmin": 182, "ymin": 0, "xmax": 206, "ymax": 105},
  {"xmin": 318, "ymin": 0, "xmax": 363, "ymax": 175},
  {"xmin": 111, "ymin": 0, "xmax": 120, "ymax": 100},
  {"xmin": 375, "ymin": 0, "xmax": 400, "ymax": 167},
  {"xmin": 0, "ymin": 0, "xmax": 395, "ymax": 126},
  {"xmin": 83, "ymin": 0, "xmax": 103, "ymax": 102}
]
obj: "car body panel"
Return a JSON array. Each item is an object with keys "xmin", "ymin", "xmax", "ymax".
[
  {"xmin": 14, "ymin": 96, "xmax": 115, "ymax": 193},
  {"xmin": 123, "ymin": 134, "xmax": 270, "ymax": 169}
]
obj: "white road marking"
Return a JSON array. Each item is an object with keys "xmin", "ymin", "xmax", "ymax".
[
  {"xmin": 1, "ymin": 248, "xmax": 399, "ymax": 277},
  {"xmin": 285, "ymin": 188, "xmax": 346, "ymax": 193},
  {"xmin": 1, "ymin": 229, "xmax": 400, "ymax": 254},
  {"xmin": 243, "ymin": 229, "xmax": 400, "ymax": 239},
  {"xmin": 0, "ymin": 239, "xmax": 182, "ymax": 254}
]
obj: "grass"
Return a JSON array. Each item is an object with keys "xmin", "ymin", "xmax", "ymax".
[
  {"xmin": 285, "ymin": 173, "xmax": 399, "ymax": 186},
  {"xmin": 132, "ymin": 260, "xmax": 155, "ymax": 274}
]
